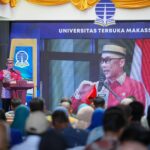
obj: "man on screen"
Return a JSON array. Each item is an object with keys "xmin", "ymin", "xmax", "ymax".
[
  {"xmin": 0, "ymin": 58, "xmax": 22, "ymax": 112},
  {"xmin": 72, "ymin": 43, "xmax": 146, "ymax": 111},
  {"xmin": 97, "ymin": 43, "xmax": 146, "ymax": 108}
]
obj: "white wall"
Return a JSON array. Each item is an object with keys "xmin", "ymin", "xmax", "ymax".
[{"xmin": 0, "ymin": 1, "xmax": 150, "ymax": 20}]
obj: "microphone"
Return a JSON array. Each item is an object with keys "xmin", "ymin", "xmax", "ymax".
[
  {"xmin": 98, "ymin": 77, "xmax": 105, "ymax": 91},
  {"xmin": 103, "ymin": 82, "xmax": 122, "ymax": 101},
  {"xmin": 10, "ymin": 68, "xmax": 17, "ymax": 73}
]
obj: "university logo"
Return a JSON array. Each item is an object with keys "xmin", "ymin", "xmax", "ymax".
[
  {"xmin": 15, "ymin": 51, "xmax": 29, "ymax": 68},
  {"xmin": 95, "ymin": 0, "xmax": 116, "ymax": 27}
]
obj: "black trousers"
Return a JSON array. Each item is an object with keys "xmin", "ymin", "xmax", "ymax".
[{"xmin": 1, "ymin": 98, "xmax": 11, "ymax": 112}]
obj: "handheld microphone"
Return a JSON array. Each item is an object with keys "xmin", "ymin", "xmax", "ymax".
[
  {"xmin": 103, "ymin": 82, "xmax": 122, "ymax": 101},
  {"xmin": 10, "ymin": 68, "xmax": 17, "ymax": 73},
  {"xmin": 98, "ymin": 77, "xmax": 105, "ymax": 91}
]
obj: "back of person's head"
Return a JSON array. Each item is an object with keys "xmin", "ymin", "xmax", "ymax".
[
  {"xmin": 25, "ymin": 111, "xmax": 49, "ymax": 135},
  {"xmin": 0, "ymin": 109, "xmax": 6, "ymax": 121},
  {"xmin": 60, "ymin": 97, "xmax": 72, "ymax": 105},
  {"xmin": 11, "ymin": 99, "xmax": 21, "ymax": 110},
  {"xmin": 76, "ymin": 105, "xmax": 94, "ymax": 129},
  {"xmin": 29, "ymin": 97, "xmax": 44, "ymax": 112},
  {"xmin": 87, "ymin": 108, "xmax": 105, "ymax": 131},
  {"xmin": 118, "ymin": 104, "xmax": 132, "ymax": 124},
  {"xmin": 52, "ymin": 107, "xmax": 69, "ymax": 129},
  {"xmin": 93, "ymin": 96, "xmax": 105, "ymax": 109},
  {"xmin": 129, "ymin": 101, "xmax": 144, "ymax": 122},
  {"xmin": 11, "ymin": 105, "xmax": 30, "ymax": 134},
  {"xmin": 103, "ymin": 106, "xmax": 127, "ymax": 133},
  {"xmin": 120, "ymin": 123, "xmax": 150, "ymax": 146},
  {"xmin": 39, "ymin": 130, "xmax": 67, "ymax": 150},
  {"xmin": 60, "ymin": 98, "xmax": 72, "ymax": 113}
]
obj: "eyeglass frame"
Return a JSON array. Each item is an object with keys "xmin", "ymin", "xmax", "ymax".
[{"xmin": 100, "ymin": 57, "xmax": 125, "ymax": 64}]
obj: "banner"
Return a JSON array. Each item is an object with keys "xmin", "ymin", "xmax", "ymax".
[
  {"xmin": 14, "ymin": 46, "xmax": 33, "ymax": 80},
  {"xmin": 10, "ymin": 39, "xmax": 37, "ymax": 99}
]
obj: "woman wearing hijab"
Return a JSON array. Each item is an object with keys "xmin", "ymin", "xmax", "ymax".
[
  {"xmin": 86, "ymin": 108, "xmax": 105, "ymax": 144},
  {"xmin": 11, "ymin": 105, "xmax": 30, "ymax": 136}
]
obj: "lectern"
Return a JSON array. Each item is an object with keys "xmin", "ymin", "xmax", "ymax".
[{"xmin": 5, "ymin": 80, "xmax": 34, "ymax": 104}]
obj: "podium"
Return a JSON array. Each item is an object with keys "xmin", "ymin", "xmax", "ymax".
[{"xmin": 6, "ymin": 80, "xmax": 34, "ymax": 104}]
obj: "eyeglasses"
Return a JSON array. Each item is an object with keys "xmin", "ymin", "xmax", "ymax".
[
  {"xmin": 100, "ymin": 57, "xmax": 123, "ymax": 64},
  {"xmin": 7, "ymin": 62, "xmax": 13, "ymax": 64}
]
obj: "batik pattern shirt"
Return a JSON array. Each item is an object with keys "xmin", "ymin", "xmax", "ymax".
[{"xmin": 0, "ymin": 69, "xmax": 22, "ymax": 99}]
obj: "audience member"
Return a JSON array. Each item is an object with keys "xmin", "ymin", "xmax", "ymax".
[
  {"xmin": 29, "ymin": 97, "xmax": 45, "ymax": 112},
  {"xmin": 87, "ymin": 108, "xmax": 104, "ymax": 131},
  {"xmin": 39, "ymin": 130, "xmax": 67, "ymax": 150},
  {"xmin": 5, "ymin": 98, "xmax": 21, "ymax": 124},
  {"xmin": 129, "ymin": 101, "xmax": 144, "ymax": 123},
  {"xmin": 85, "ymin": 106, "xmax": 127, "ymax": 150},
  {"xmin": 117, "ymin": 104, "xmax": 132, "ymax": 124},
  {"xmin": 92, "ymin": 96, "xmax": 105, "ymax": 109},
  {"xmin": 11, "ymin": 105, "xmax": 30, "ymax": 136},
  {"xmin": 11, "ymin": 111, "xmax": 49, "ymax": 150},
  {"xmin": 52, "ymin": 107, "xmax": 88, "ymax": 148},
  {"xmin": 120, "ymin": 123, "xmax": 150, "ymax": 146},
  {"xmin": 59, "ymin": 97, "xmax": 78, "ymax": 126},
  {"xmin": 74, "ymin": 104, "xmax": 94, "ymax": 129},
  {"xmin": 86, "ymin": 108, "xmax": 105, "ymax": 144}
]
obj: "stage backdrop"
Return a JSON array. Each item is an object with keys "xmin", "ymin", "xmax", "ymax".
[{"xmin": 10, "ymin": 21, "xmax": 150, "ymax": 111}]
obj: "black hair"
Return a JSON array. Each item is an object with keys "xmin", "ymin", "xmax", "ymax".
[
  {"xmin": 93, "ymin": 96, "xmax": 105, "ymax": 108},
  {"xmin": 29, "ymin": 97, "xmax": 44, "ymax": 112},
  {"xmin": 52, "ymin": 110, "xmax": 69, "ymax": 125},
  {"xmin": 103, "ymin": 106, "xmax": 127, "ymax": 132},
  {"xmin": 60, "ymin": 98, "xmax": 72, "ymax": 105},
  {"xmin": 129, "ymin": 101, "xmax": 144, "ymax": 122},
  {"xmin": 120, "ymin": 123, "xmax": 150, "ymax": 146},
  {"xmin": 39, "ymin": 130, "xmax": 67, "ymax": 150},
  {"xmin": 0, "ymin": 109, "xmax": 6, "ymax": 121}
]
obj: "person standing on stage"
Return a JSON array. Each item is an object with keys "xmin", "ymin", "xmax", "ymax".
[{"xmin": 0, "ymin": 58, "xmax": 22, "ymax": 112}]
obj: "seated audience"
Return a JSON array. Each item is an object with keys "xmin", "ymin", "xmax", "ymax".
[
  {"xmin": 59, "ymin": 97, "xmax": 78, "ymax": 125},
  {"xmin": 52, "ymin": 107, "xmax": 88, "ymax": 148},
  {"xmin": 92, "ymin": 96, "xmax": 105, "ymax": 109},
  {"xmin": 74, "ymin": 104, "xmax": 94, "ymax": 129},
  {"xmin": 86, "ymin": 108, "xmax": 105, "ymax": 144},
  {"xmin": 120, "ymin": 123, "xmax": 150, "ymax": 146},
  {"xmin": 85, "ymin": 106, "xmax": 127, "ymax": 150},
  {"xmin": 11, "ymin": 111, "xmax": 49, "ymax": 150},
  {"xmin": 39, "ymin": 130, "xmax": 67, "ymax": 150},
  {"xmin": 11, "ymin": 105, "xmax": 30, "ymax": 136},
  {"xmin": 29, "ymin": 97, "xmax": 45, "ymax": 112},
  {"xmin": 129, "ymin": 101, "xmax": 144, "ymax": 123},
  {"xmin": 5, "ymin": 98, "xmax": 21, "ymax": 124}
]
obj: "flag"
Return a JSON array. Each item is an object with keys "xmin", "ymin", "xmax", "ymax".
[
  {"xmin": 130, "ymin": 39, "xmax": 150, "ymax": 112},
  {"xmin": 84, "ymin": 85, "xmax": 97, "ymax": 105}
]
